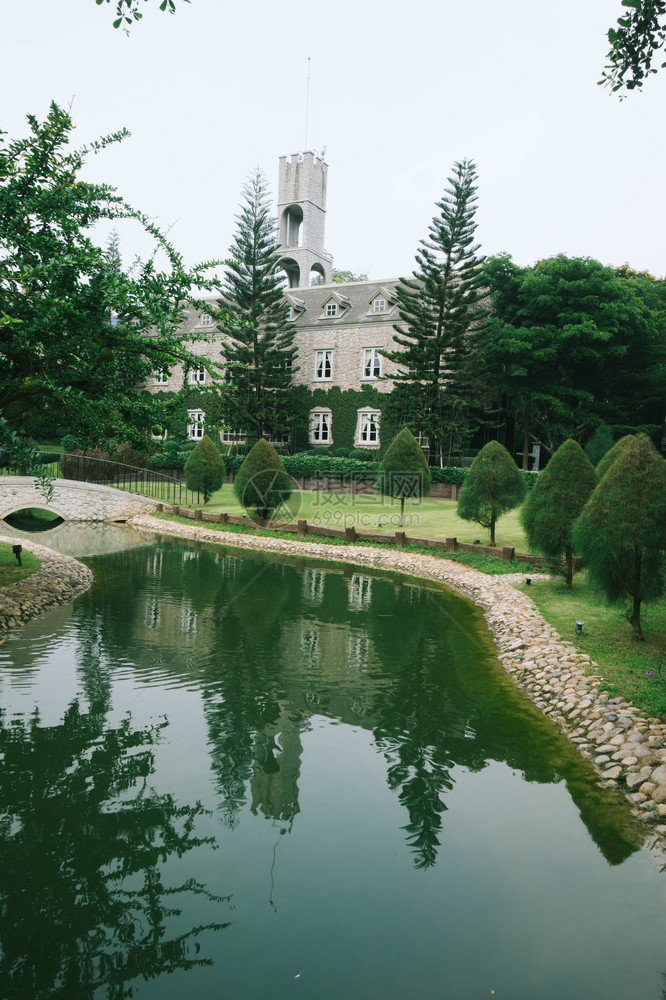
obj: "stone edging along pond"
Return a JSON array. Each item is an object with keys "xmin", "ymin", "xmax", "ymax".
[
  {"xmin": 3, "ymin": 517, "xmax": 666, "ymax": 851},
  {"xmin": 0, "ymin": 533, "xmax": 93, "ymax": 639},
  {"xmin": 130, "ymin": 514, "xmax": 666, "ymax": 848}
]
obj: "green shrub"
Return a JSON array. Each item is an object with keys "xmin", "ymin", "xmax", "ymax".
[
  {"xmin": 349, "ymin": 448, "xmax": 374, "ymax": 461},
  {"xmin": 234, "ymin": 439, "xmax": 293, "ymax": 520},
  {"xmin": 457, "ymin": 440, "xmax": 526, "ymax": 546},
  {"xmin": 184, "ymin": 435, "xmax": 226, "ymax": 504},
  {"xmin": 378, "ymin": 428, "xmax": 431, "ymax": 526},
  {"xmin": 520, "ymin": 439, "xmax": 597, "ymax": 587}
]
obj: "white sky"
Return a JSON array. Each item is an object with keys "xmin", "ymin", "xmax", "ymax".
[{"xmin": 5, "ymin": 0, "xmax": 666, "ymax": 280}]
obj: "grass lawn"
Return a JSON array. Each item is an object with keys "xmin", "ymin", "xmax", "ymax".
[
  {"xmin": 0, "ymin": 542, "xmax": 41, "ymax": 589},
  {"xmin": 523, "ymin": 573, "xmax": 666, "ymax": 720},
  {"xmin": 202, "ymin": 484, "xmax": 531, "ymax": 551}
]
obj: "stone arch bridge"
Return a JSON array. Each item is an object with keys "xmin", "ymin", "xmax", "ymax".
[{"xmin": 0, "ymin": 477, "xmax": 161, "ymax": 522}]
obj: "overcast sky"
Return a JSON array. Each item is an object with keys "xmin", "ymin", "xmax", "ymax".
[{"xmin": 5, "ymin": 0, "xmax": 666, "ymax": 281}]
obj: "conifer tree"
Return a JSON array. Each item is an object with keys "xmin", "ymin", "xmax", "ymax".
[
  {"xmin": 233, "ymin": 438, "xmax": 293, "ymax": 522},
  {"xmin": 595, "ymin": 433, "xmax": 636, "ymax": 480},
  {"xmin": 378, "ymin": 427, "xmax": 432, "ymax": 527},
  {"xmin": 457, "ymin": 441, "xmax": 526, "ymax": 546},
  {"xmin": 584, "ymin": 424, "xmax": 615, "ymax": 467},
  {"xmin": 383, "ymin": 159, "xmax": 486, "ymax": 466},
  {"xmin": 216, "ymin": 171, "xmax": 297, "ymax": 446},
  {"xmin": 184, "ymin": 434, "xmax": 225, "ymax": 504},
  {"xmin": 572, "ymin": 434, "xmax": 666, "ymax": 640},
  {"xmin": 520, "ymin": 439, "xmax": 597, "ymax": 587}
]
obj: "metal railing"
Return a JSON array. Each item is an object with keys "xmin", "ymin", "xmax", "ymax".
[{"xmin": 3, "ymin": 452, "xmax": 201, "ymax": 507}]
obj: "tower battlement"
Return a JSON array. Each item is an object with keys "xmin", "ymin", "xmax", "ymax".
[{"xmin": 276, "ymin": 151, "xmax": 332, "ymax": 288}]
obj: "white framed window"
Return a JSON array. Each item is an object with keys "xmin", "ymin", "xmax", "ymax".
[
  {"xmin": 273, "ymin": 356, "xmax": 293, "ymax": 373},
  {"xmin": 362, "ymin": 348, "xmax": 382, "ymax": 379},
  {"xmin": 188, "ymin": 364, "xmax": 206, "ymax": 385},
  {"xmin": 314, "ymin": 350, "xmax": 333, "ymax": 381},
  {"xmin": 187, "ymin": 410, "xmax": 205, "ymax": 440},
  {"xmin": 152, "ymin": 371, "xmax": 169, "ymax": 385},
  {"xmin": 310, "ymin": 409, "xmax": 332, "ymax": 445},
  {"xmin": 325, "ymin": 302, "xmax": 338, "ymax": 317},
  {"xmin": 200, "ymin": 313, "xmax": 211, "ymax": 326},
  {"xmin": 356, "ymin": 408, "xmax": 380, "ymax": 447},
  {"xmin": 221, "ymin": 427, "xmax": 246, "ymax": 443},
  {"xmin": 372, "ymin": 297, "xmax": 387, "ymax": 314}
]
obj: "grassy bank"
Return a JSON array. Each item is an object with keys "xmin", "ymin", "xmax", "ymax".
[
  {"xmin": 151, "ymin": 511, "xmax": 544, "ymax": 576},
  {"xmin": 523, "ymin": 573, "xmax": 666, "ymax": 719},
  {"xmin": 0, "ymin": 542, "xmax": 40, "ymax": 589},
  {"xmin": 201, "ymin": 485, "xmax": 531, "ymax": 551}
]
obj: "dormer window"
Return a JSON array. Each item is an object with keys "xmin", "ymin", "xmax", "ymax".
[
  {"xmin": 326, "ymin": 303, "xmax": 338, "ymax": 317},
  {"xmin": 372, "ymin": 297, "xmax": 386, "ymax": 313},
  {"xmin": 200, "ymin": 313, "xmax": 211, "ymax": 326}
]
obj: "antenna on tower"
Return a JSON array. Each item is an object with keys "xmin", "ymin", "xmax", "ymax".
[{"xmin": 304, "ymin": 56, "xmax": 311, "ymax": 152}]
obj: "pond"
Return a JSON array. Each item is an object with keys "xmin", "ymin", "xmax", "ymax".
[{"xmin": 2, "ymin": 525, "xmax": 666, "ymax": 1000}]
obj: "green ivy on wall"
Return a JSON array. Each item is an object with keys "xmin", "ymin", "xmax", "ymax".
[{"xmin": 303, "ymin": 385, "xmax": 400, "ymax": 456}]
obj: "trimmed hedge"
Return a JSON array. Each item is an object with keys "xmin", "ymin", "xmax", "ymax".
[{"xmin": 145, "ymin": 443, "xmax": 540, "ymax": 487}]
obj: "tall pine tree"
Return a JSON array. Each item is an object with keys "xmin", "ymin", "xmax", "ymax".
[
  {"xmin": 216, "ymin": 170, "xmax": 297, "ymax": 445},
  {"xmin": 383, "ymin": 159, "xmax": 486, "ymax": 466}
]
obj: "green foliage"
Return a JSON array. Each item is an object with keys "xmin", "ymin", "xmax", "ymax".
[
  {"xmin": 378, "ymin": 427, "xmax": 432, "ymax": 525},
  {"xmin": 383, "ymin": 159, "xmax": 487, "ymax": 466},
  {"xmin": 521, "ymin": 439, "xmax": 597, "ymax": 586},
  {"xmin": 601, "ymin": 0, "xmax": 666, "ymax": 93},
  {"xmin": 573, "ymin": 434, "xmax": 666, "ymax": 638},
  {"xmin": 215, "ymin": 170, "xmax": 297, "ymax": 445},
  {"xmin": 304, "ymin": 384, "xmax": 399, "ymax": 456},
  {"xmin": 479, "ymin": 254, "xmax": 666, "ymax": 464},
  {"xmin": 584, "ymin": 424, "xmax": 615, "ymax": 466},
  {"xmin": 596, "ymin": 433, "xmax": 637, "ymax": 479},
  {"xmin": 331, "ymin": 269, "xmax": 368, "ymax": 284},
  {"xmin": 184, "ymin": 434, "xmax": 226, "ymax": 503},
  {"xmin": 457, "ymin": 440, "xmax": 526, "ymax": 545},
  {"xmin": 0, "ymin": 104, "xmax": 221, "ymax": 463},
  {"xmin": 233, "ymin": 438, "xmax": 293, "ymax": 520},
  {"xmin": 349, "ymin": 448, "xmax": 374, "ymax": 462},
  {"xmin": 98, "ymin": 0, "xmax": 190, "ymax": 31}
]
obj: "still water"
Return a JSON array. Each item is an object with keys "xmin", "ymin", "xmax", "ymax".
[{"xmin": 2, "ymin": 525, "xmax": 666, "ymax": 1000}]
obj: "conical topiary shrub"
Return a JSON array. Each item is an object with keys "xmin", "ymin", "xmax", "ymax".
[
  {"xmin": 233, "ymin": 438, "xmax": 293, "ymax": 522},
  {"xmin": 377, "ymin": 427, "xmax": 431, "ymax": 527},
  {"xmin": 457, "ymin": 440, "xmax": 526, "ymax": 546},
  {"xmin": 184, "ymin": 434, "xmax": 226, "ymax": 504},
  {"xmin": 520, "ymin": 439, "xmax": 597, "ymax": 587}
]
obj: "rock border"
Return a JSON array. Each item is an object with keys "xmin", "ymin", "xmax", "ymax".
[
  {"xmin": 0, "ymin": 534, "xmax": 93, "ymax": 638},
  {"xmin": 130, "ymin": 513, "xmax": 666, "ymax": 848}
]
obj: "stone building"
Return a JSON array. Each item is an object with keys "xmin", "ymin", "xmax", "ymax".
[{"xmin": 152, "ymin": 150, "xmax": 408, "ymax": 453}]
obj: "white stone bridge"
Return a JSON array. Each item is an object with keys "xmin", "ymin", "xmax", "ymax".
[{"xmin": 0, "ymin": 477, "xmax": 160, "ymax": 522}]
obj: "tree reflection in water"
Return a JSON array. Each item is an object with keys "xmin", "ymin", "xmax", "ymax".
[{"xmin": 0, "ymin": 700, "xmax": 230, "ymax": 1000}]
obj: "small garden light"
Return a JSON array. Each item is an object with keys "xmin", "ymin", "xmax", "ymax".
[{"xmin": 575, "ymin": 620, "xmax": 585, "ymax": 634}]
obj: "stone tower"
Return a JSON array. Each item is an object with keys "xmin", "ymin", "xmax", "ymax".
[{"xmin": 276, "ymin": 151, "xmax": 332, "ymax": 288}]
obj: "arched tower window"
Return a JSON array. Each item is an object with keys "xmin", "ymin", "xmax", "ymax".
[
  {"xmin": 276, "ymin": 258, "xmax": 301, "ymax": 289},
  {"xmin": 309, "ymin": 263, "xmax": 325, "ymax": 286},
  {"xmin": 281, "ymin": 206, "xmax": 303, "ymax": 248}
]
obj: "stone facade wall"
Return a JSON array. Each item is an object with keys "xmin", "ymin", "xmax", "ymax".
[{"xmin": 0, "ymin": 478, "xmax": 159, "ymax": 522}]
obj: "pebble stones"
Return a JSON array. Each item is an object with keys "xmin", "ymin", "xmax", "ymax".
[
  {"xmin": 122, "ymin": 513, "xmax": 666, "ymax": 850},
  {"xmin": 0, "ymin": 533, "xmax": 93, "ymax": 639}
]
